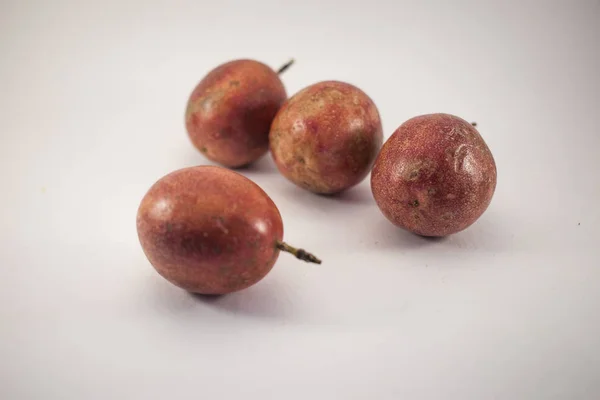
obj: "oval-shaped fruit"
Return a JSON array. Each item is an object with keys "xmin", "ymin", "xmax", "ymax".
[
  {"xmin": 371, "ymin": 113, "xmax": 497, "ymax": 237},
  {"xmin": 185, "ymin": 59, "xmax": 287, "ymax": 168},
  {"xmin": 136, "ymin": 166, "xmax": 320, "ymax": 295},
  {"xmin": 269, "ymin": 80, "xmax": 383, "ymax": 194}
]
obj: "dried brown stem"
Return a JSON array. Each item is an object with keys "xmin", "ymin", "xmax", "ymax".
[
  {"xmin": 276, "ymin": 241, "xmax": 321, "ymax": 264},
  {"xmin": 277, "ymin": 59, "xmax": 295, "ymax": 75}
]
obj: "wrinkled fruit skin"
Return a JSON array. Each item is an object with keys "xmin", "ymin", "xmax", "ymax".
[
  {"xmin": 136, "ymin": 166, "xmax": 284, "ymax": 294},
  {"xmin": 371, "ymin": 113, "xmax": 497, "ymax": 237},
  {"xmin": 270, "ymin": 80, "xmax": 383, "ymax": 194},
  {"xmin": 185, "ymin": 60, "xmax": 287, "ymax": 168}
]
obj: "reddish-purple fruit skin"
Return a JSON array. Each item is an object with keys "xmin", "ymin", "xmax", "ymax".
[
  {"xmin": 136, "ymin": 166, "xmax": 284, "ymax": 294},
  {"xmin": 185, "ymin": 60, "xmax": 287, "ymax": 168},
  {"xmin": 270, "ymin": 80, "xmax": 383, "ymax": 194},
  {"xmin": 371, "ymin": 113, "xmax": 497, "ymax": 237}
]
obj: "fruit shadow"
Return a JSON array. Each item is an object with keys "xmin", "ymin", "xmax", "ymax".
[
  {"xmin": 237, "ymin": 154, "xmax": 279, "ymax": 175},
  {"xmin": 371, "ymin": 217, "xmax": 448, "ymax": 250},
  {"xmin": 142, "ymin": 273, "xmax": 293, "ymax": 320},
  {"xmin": 282, "ymin": 180, "xmax": 375, "ymax": 207},
  {"xmin": 320, "ymin": 184, "xmax": 375, "ymax": 205},
  {"xmin": 188, "ymin": 280, "xmax": 295, "ymax": 320},
  {"xmin": 371, "ymin": 208, "xmax": 515, "ymax": 253},
  {"xmin": 181, "ymin": 149, "xmax": 278, "ymax": 175}
]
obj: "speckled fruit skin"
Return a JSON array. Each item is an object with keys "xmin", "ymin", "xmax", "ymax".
[
  {"xmin": 269, "ymin": 81, "xmax": 383, "ymax": 194},
  {"xmin": 371, "ymin": 113, "xmax": 497, "ymax": 237},
  {"xmin": 136, "ymin": 166, "xmax": 284, "ymax": 294},
  {"xmin": 185, "ymin": 60, "xmax": 287, "ymax": 168}
]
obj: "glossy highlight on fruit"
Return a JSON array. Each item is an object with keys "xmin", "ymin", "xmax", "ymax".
[
  {"xmin": 185, "ymin": 59, "xmax": 287, "ymax": 168},
  {"xmin": 136, "ymin": 166, "xmax": 320, "ymax": 295},
  {"xmin": 371, "ymin": 113, "xmax": 497, "ymax": 237},
  {"xmin": 270, "ymin": 80, "xmax": 383, "ymax": 194}
]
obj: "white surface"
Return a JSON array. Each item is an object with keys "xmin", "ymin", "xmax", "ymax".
[{"xmin": 1, "ymin": 0, "xmax": 599, "ymax": 399}]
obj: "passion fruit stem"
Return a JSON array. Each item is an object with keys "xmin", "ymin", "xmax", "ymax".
[
  {"xmin": 277, "ymin": 59, "xmax": 295, "ymax": 75},
  {"xmin": 276, "ymin": 241, "xmax": 321, "ymax": 264}
]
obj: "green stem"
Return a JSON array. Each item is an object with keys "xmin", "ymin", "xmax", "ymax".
[
  {"xmin": 277, "ymin": 59, "xmax": 295, "ymax": 75},
  {"xmin": 276, "ymin": 241, "xmax": 321, "ymax": 264}
]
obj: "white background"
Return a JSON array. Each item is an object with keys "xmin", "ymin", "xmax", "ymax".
[{"xmin": 1, "ymin": 0, "xmax": 599, "ymax": 399}]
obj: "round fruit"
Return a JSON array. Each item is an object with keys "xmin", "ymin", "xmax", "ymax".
[
  {"xmin": 185, "ymin": 59, "xmax": 287, "ymax": 168},
  {"xmin": 136, "ymin": 166, "xmax": 320, "ymax": 295},
  {"xmin": 269, "ymin": 80, "xmax": 383, "ymax": 194},
  {"xmin": 371, "ymin": 113, "xmax": 497, "ymax": 237}
]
